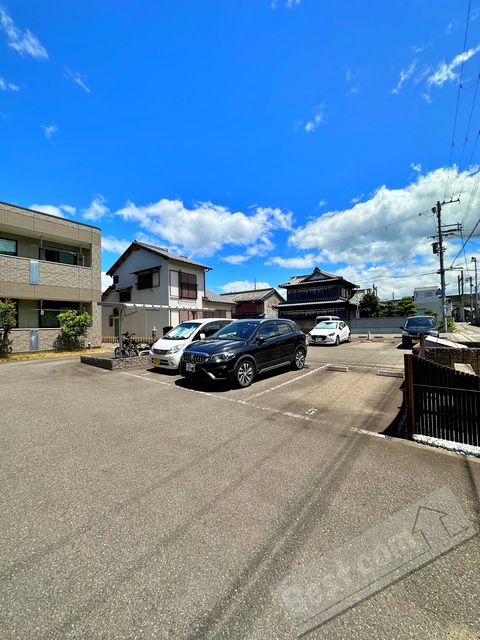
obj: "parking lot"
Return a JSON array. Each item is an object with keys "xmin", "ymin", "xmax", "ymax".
[{"xmin": 1, "ymin": 339, "xmax": 479, "ymax": 639}]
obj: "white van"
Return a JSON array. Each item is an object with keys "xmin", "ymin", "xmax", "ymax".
[
  {"xmin": 149, "ymin": 318, "xmax": 232, "ymax": 372},
  {"xmin": 315, "ymin": 315, "xmax": 340, "ymax": 325}
]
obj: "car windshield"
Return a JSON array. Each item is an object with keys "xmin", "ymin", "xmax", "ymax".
[
  {"xmin": 163, "ymin": 322, "xmax": 201, "ymax": 340},
  {"xmin": 210, "ymin": 322, "xmax": 258, "ymax": 341},
  {"xmin": 315, "ymin": 321, "xmax": 339, "ymax": 329},
  {"xmin": 405, "ymin": 317, "xmax": 436, "ymax": 328}
]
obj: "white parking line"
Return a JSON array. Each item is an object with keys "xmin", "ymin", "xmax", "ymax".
[
  {"xmin": 120, "ymin": 368, "xmax": 392, "ymax": 439},
  {"xmin": 245, "ymin": 364, "xmax": 330, "ymax": 400}
]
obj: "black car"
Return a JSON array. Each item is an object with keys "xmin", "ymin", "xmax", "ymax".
[
  {"xmin": 400, "ymin": 315, "xmax": 439, "ymax": 348},
  {"xmin": 180, "ymin": 318, "xmax": 307, "ymax": 387}
]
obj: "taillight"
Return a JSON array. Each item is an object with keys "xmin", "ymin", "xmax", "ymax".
[{"xmin": 301, "ymin": 332, "xmax": 307, "ymax": 343}]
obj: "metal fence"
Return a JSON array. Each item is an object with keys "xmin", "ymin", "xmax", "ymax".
[{"xmin": 404, "ymin": 354, "xmax": 480, "ymax": 446}]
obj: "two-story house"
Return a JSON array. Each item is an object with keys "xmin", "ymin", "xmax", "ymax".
[
  {"xmin": 101, "ymin": 240, "xmax": 232, "ymax": 339},
  {"xmin": 276, "ymin": 267, "xmax": 358, "ymax": 331},
  {"xmin": 219, "ymin": 288, "xmax": 285, "ymax": 319},
  {"xmin": 0, "ymin": 201, "xmax": 102, "ymax": 353}
]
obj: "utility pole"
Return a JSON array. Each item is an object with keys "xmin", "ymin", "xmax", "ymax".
[
  {"xmin": 432, "ymin": 199, "xmax": 460, "ymax": 333},
  {"xmin": 469, "ymin": 277, "xmax": 474, "ymax": 323},
  {"xmin": 472, "ymin": 257, "xmax": 478, "ymax": 324},
  {"xmin": 458, "ymin": 270, "xmax": 464, "ymax": 322}
]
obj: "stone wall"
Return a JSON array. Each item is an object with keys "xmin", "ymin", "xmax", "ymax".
[
  {"xmin": 81, "ymin": 354, "xmax": 151, "ymax": 371},
  {"xmin": 424, "ymin": 347, "xmax": 480, "ymax": 375}
]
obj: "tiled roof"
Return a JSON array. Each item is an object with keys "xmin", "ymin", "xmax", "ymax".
[
  {"xmin": 279, "ymin": 267, "xmax": 356, "ymax": 289},
  {"xmin": 204, "ymin": 289, "xmax": 234, "ymax": 304},
  {"xmin": 134, "ymin": 241, "xmax": 210, "ymax": 269},
  {"xmin": 107, "ymin": 240, "xmax": 211, "ymax": 276},
  {"xmin": 276, "ymin": 299, "xmax": 351, "ymax": 308},
  {"xmin": 220, "ymin": 288, "xmax": 284, "ymax": 303}
]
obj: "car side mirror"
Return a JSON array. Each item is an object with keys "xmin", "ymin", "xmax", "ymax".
[{"xmin": 400, "ymin": 326, "xmax": 405, "ymax": 330}]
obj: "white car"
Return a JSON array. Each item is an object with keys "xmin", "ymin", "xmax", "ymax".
[
  {"xmin": 308, "ymin": 320, "xmax": 351, "ymax": 346},
  {"xmin": 149, "ymin": 318, "xmax": 232, "ymax": 371}
]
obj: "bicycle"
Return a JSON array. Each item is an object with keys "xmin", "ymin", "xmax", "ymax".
[{"xmin": 114, "ymin": 332, "xmax": 139, "ymax": 358}]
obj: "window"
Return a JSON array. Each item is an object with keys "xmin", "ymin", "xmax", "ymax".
[
  {"xmin": 39, "ymin": 301, "xmax": 79, "ymax": 328},
  {"xmin": 119, "ymin": 289, "xmax": 131, "ymax": 302},
  {"xmin": 137, "ymin": 272, "xmax": 153, "ymax": 290},
  {"xmin": 180, "ymin": 272, "xmax": 197, "ymax": 299},
  {"xmin": 277, "ymin": 322, "xmax": 293, "ymax": 336},
  {"xmin": 40, "ymin": 246, "xmax": 77, "ymax": 265},
  {"xmin": 258, "ymin": 322, "xmax": 277, "ymax": 340},
  {"xmin": 0, "ymin": 238, "xmax": 17, "ymax": 256},
  {"xmin": 113, "ymin": 275, "xmax": 119, "ymax": 284},
  {"xmin": 30, "ymin": 260, "xmax": 39, "ymax": 284}
]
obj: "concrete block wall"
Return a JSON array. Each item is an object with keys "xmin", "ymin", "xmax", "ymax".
[
  {"xmin": 424, "ymin": 347, "xmax": 480, "ymax": 375},
  {"xmin": 349, "ymin": 317, "xmax": 408, "ymax": 334}
]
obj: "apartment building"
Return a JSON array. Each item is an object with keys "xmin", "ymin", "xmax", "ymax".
[{"xmin": 0, "ymin": 201, "xmax": 102, "ymax": 352}]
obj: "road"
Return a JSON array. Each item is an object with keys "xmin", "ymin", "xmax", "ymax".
[{"xmin": 1, "ymin": 341, "xmax": 479, "ymax": 639}]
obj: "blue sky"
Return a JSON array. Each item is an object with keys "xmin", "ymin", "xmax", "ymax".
[{"xmin": 2, "ymin": 1, "xmax": 480, "ymax": 299}]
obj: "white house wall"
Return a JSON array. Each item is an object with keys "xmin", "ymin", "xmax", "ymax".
[{"xmin": 103, "ymin": 249, "xmax": 207, "ymax": 340}]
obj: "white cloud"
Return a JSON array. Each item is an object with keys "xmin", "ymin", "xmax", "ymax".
[
  {"xmin": 101, "ymin": 272, "xmax": 113, "ymax": 292},
  {"xmin": 43, "ymin": 124, "xmax": 57, "ymax": 139},
  {"xmin": 219, "ymin": 280, "xmax": 272, "ymax": 293},
  {"xmin": 30, "ymin": 204, "xmax": 65, "ymax": 218},
  {"xmin": 427, "ymin": 45, "xmax": 480, "ymax": 87},
  {"xmin": 0, "ymin": 6, "xmax": 48, "ymax": 59},
  {"xmin": 0, "ymin": 76, "xmax": 19, "ymax": 91},
  {"xmin": 350, "ymin": 194, "xmax": 364, "ymax": 205},
  {"xmin": 64, "ymin": 68, "xmax": 91, "ymax": 93},
  {"xmin": 113, "ymin": 199, "xmax": 293, "ymax": 258},
  {"xmin": 392, "ymin": 61, "xmax": 417, "ymax": 94},
  {"xmin": 101, "ymin": 236, "xmax": 131, "ymax": 254},
  {"xmin": 304, "ymin": 105, "xmax": 325, "ymax": 133},
  {"xmin": 82, "ymin": 195, "xmax": 109, "ymax": 221},
  {"xmin": 271, "ymin": 0, "xmax": 301, "ymax": 8},
  {"xmin": 265, "ymin": 167, "xmax": 479, "ymax": 298},
  {"xmin": 267, "ymin": 253, "xmax": 320, "ymax": 270},
  {"xmin": 60, "ymin": 204, "xmax": 76, "ymax": 215}
]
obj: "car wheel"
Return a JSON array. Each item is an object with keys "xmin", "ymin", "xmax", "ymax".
[
  {"xmin": 292, "ymin": 346, "xmax": 306, "ymax": 370},
  {"xmin": 235, "ymin": 359, "xmax": 255, "ymax": 388},
  {"xmin": 335, "ymin": 336, "xmax": 340, "ymax": 346}
]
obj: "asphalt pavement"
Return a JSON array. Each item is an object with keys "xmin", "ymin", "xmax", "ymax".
[{"xmin": 1, "ymin": 342, "xmax": 479, "ymax": 639}]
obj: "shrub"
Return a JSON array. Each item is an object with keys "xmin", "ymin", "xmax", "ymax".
[
  {"xmin": 56, "ymin": 310, "xmax": 92, "ymax": 350},
  {"xmin": 0, "ymin": 298, "xmax": 17, "ymax": 357}
]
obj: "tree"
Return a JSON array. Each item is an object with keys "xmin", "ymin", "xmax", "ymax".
[
  {"xmin": 0, "ymin": 298, "xmax": 17, "ymax": 357},
  {"xmin": 359, "ymin": 292, "xmax": 380, "ymax": 318},
  {"xmin": 379, "ymin": 300, "xmax": 396, "ymax": 317},
  {"xmin": 395, "ymin": 296, "xmax": 417, "ymax": 317},
  {"xmin": 56, "ymin": 309, "xmax": 92, "ymax": 350}
]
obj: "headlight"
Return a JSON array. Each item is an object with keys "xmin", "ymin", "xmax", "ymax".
[
  {"xmin": 208, "ymin": 351, "xmax": 236, "ymax": 362},
  {"xmin": 402, "ymin": 330, "xmax": 409, "ymax": 336},
  {"xmin": 327, "ymin": 332, "xmax": 335, "ymax": 337},
  {"xmin": 166, "ymin": 344, "xmax": 183, "ymax": 355}
]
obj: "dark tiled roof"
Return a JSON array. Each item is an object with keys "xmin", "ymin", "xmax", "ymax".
[
  {"xmin": 220, "ymin": 288, "xmax": 284, "ymax": 303},
  {"xmin": 275, "ymin": 299, "xmax": 352, "ymax": 309},
  {"xmin": 279, "ymin": 266, "xmax": 356, "ymax": 289},
  {"xmin": 107, "ymin": 240, "xmax": 211, "ymax": 275}
]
